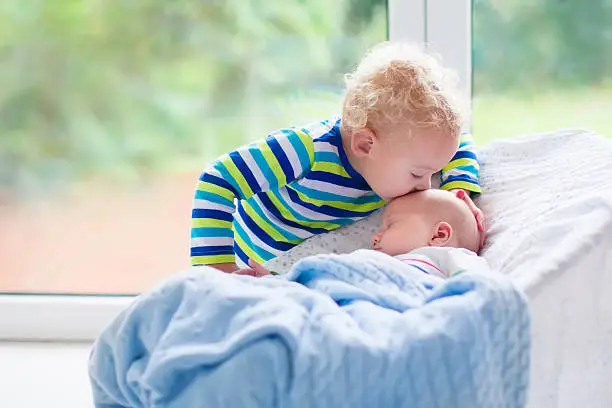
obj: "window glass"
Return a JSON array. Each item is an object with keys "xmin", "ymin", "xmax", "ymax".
[
  {"xmin": 0, "ymin": 0, "xmax": 388, "ymax": 294},
  {"xmin": 472, "ymin": 0, "xmax": 612, "ymax": 143}
]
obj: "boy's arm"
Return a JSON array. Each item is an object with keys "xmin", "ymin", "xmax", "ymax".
[
  {"xmin": 190, "ymin": 129, "xmax": 315, "ymax": 267},
  {"xmin": 439, "ymin": 132, "xmax": 482, "ymax": 194},
  {"xmin": 439, "ymin": 133, "xmax": 485, "ymax": 249}
]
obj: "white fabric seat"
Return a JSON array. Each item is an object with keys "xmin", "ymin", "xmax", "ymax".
[{"xmin": 265, "ymin": 129, "xmax": 612, "ymax": 408}]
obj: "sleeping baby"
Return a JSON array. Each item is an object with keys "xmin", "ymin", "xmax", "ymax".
[
  {"xmin": 248, "ymin": 189, "xmax": 488, "ymax": 279},
  {"xmin": 371, "ymin": 188, "xmax": 485, "ymax": 279}
]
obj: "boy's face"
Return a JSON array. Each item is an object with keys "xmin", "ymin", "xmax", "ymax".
[{"xmin": 360, "ymin": 125, "xmax": 459, "ymax": 201}]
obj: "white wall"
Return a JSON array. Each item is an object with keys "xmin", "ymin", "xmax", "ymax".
[{"xmin": 0, "ymin": 342, "xmax": 93, "ymax": 408}]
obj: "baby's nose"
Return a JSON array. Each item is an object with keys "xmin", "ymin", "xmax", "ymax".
[{"xmin": 371, "ymin": 232, "xmax": 382, "ymax": 248}]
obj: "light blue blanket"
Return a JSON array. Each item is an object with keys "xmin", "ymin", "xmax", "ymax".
[{"xmin": 89, "ymin": 249, "xmax": 530, "ymax": 408}]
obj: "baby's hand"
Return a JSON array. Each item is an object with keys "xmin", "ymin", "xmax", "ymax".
[{"xmin": 452, "ymin": 189, "xmax": 486, "ymax": 250}]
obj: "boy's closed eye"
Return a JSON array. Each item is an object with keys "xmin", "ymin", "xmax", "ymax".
[{"xmin": 411, "ymin": 169, "xmax": 431, "ymax": 179}]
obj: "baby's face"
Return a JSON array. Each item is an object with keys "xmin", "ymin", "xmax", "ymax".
[{"xmin": 371, "ymin": 189, "xmax": 479, "ymax": 256}]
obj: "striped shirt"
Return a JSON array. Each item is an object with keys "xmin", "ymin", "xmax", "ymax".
[{"xmin": 190, "ymin": 116, "xmax": 481, "ymax": 266}]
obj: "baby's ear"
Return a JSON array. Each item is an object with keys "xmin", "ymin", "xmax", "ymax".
[
  {"xmin": 350, "ymin": 128, "xmax": 376, "ymax": 157},
  {"xmin": 429, "ymin": 222, "xmax": 453, "ymax": 247}
]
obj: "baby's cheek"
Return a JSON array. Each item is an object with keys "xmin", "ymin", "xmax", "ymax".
[{"xmin": 386, "ymin": 232, "xmax": 412, "ymax": 255}]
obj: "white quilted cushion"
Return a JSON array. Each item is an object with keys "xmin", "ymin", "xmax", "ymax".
[{"xmin": 264, "ymin": 129, "xmax": 612, "ymax": 408}]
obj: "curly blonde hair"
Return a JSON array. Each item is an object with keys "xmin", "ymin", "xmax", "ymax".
[{"xmin": 341, "ymin": 41, "xmax": 468, "ymax": 138}]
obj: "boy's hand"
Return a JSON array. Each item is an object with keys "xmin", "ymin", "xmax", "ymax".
[
  {"xmin": 452, "ymin": 189, "xmax": 486, "ymax": 250},
  {"xmin": 212, "ymin": 263, "xmax": 241, "ymax": 273},
  {"xmin": 235, "ymin": 260, "xmax": 271, "ymax": 277},
  {"xmin": 211, "ymin": 261, "xmax": 271, "ymax": 277}
]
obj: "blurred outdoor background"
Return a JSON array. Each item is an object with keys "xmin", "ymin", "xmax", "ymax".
[{"xmin": 0, "ymin": 0, "xmax": 610, "ymax": 294}]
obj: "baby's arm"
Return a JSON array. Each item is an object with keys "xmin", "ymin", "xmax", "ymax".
[
  {"xmin": 190, "ymin": 129, "xmax": 315, "ymax": 269},
  {"xmin": 439, "ymin": 132, "xmax": 481, "ymax": 194},
  {"xmin": 439, "ymin": 248, "xmax": 490, "ymax": 277},
  {"xmin": 406, "ymin": 247, "xmax": 490, "ymax": 279}
]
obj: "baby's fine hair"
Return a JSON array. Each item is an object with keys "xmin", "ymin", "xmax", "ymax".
[{"xmin": 341, "ymin": 41, "xmax": 467, "ymax": 137}]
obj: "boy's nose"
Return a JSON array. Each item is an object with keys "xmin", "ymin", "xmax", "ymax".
[
  {"xmin": 418, "ymin": 178, "xmax": 432, "ymax": 191},
  {"xmin": 454, "ymin": 189, "xmax": 467, "ymax": 199}
]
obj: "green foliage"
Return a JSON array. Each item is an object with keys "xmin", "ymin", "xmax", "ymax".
[
  {"xmin": 473, "ymin": 0, "xmax": 612, "ymax": 92},
  {"xmin": 473, "ymin": 87, "xmax": 612, "ymax": 142},
  {"xmin": 0, "ymin": 0, "xmax": 610, "ymax": 195},
  {"xmin": 0, "ymin": 0, "xmax": 386, "ymax": 193}
]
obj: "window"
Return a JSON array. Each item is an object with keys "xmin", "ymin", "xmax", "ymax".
[
  {"xmin": 1, "ymin": 0, "xmax": 397, "ymax": 339},
  {"xmin": 6, "ymin": 0, "xmax": 606, "ymax": 341},
  {"xmin": 471, "ymin": 0, "xmax": 612, "ymax": 142}
]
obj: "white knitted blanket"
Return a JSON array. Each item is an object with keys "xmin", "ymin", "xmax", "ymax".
[{"xmin": 265, "ymin": 130, "xmax": 612, "ymax": 277}]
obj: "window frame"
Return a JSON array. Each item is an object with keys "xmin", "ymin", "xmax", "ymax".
[
  {"xmin": 424, "ymin": 0, "xmax": 472, "ymax": 101},
  {"xmin": 0, "ymin": 0, "xmax": 471, "ymax": 341}
]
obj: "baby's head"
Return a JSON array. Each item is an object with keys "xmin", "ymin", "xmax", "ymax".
[
  {"xmin": 371, "ymin": 189, "xmax": 480, "ymax": 255},
  {"xmin": 341, "ymin": 42, "xmax": 468, "ymax": 200}
]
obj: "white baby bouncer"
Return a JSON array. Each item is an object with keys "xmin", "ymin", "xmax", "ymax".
[{"xmin": 266, "ymin": 129, "xmax": 612, "ymax": 408}]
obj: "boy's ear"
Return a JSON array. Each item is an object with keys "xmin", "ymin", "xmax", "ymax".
[
  {"xmin": 429, "ymin": 222, "xmax": 453, "ymax": 247},
  {"xmin": 350, "ymin": 128, "xmax": 376, "ymax": 158}
]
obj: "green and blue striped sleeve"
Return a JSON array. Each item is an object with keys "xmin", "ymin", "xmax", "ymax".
[
  {"xmin": 440, "ymin": 132, "xmax": 482, "ymax": 194},
  {"xmin": 190, "ymin": 129, "xmax": 315, "ymax": 265}
]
